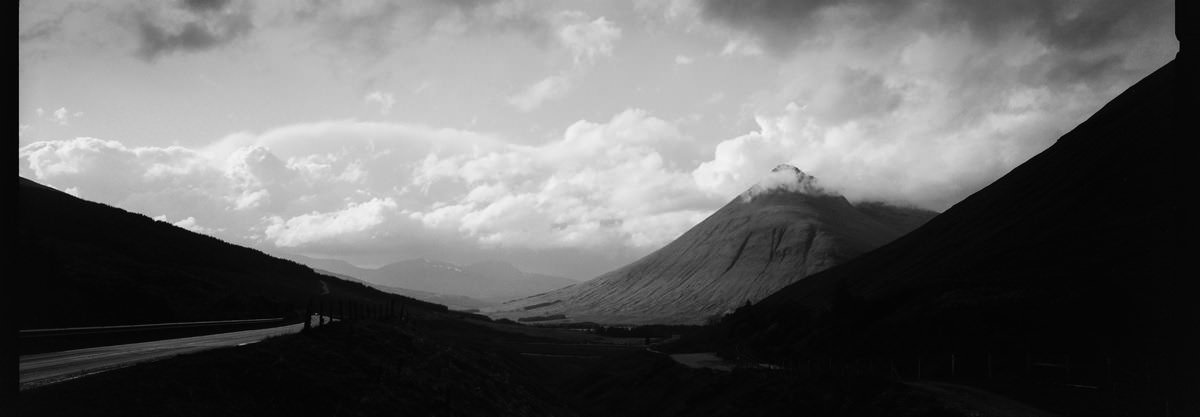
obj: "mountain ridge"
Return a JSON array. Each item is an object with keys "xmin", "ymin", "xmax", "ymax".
[
  {"xmin": 15, "ymin": 176, "xmax": 443, "ymax": 329},
  {"xmin": 699, "ymin": 57, "xmax": 1197, "ymax": 405},
  {"xmin": 489, "ymin": 170, "xmax": 937, "ymax": 325}
]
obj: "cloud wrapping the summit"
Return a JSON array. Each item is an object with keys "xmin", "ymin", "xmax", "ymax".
[{"xmin": 690, "ymin": 0, "xmax": 1175, "ymax": 210}]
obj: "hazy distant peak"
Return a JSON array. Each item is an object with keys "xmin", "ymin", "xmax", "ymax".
[
  {"xmin": 466, "ymin": 259, "xmax": 523, "ymax": 275},
  {"xmin": 741, "ymin": 164, "xmax": 827, "ymax": 202}
]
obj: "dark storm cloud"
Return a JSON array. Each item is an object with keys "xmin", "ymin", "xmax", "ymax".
[
  {"xmin": 181, "ymin": 0, "xmax": 233, "ymax": 13},
  {"xmin": 700, "ymin": 0, "xmax": 1173, "ymax": 56},
  {"xmin": 134, "ymin": 0, "xmax": 254, "ymax": 61},
  {"xmin": 936, "ymin": 0, "xmax": 1171, "ymax": 51},
  {"xmin": 18, "ymin": 2, "xmax": 102, "ymax": 43},
  {"xmin": 20, "ymin": 17, "xmax": 64, "ymax": 42},
  {"xmin": 698, "ymin": 0, "xmax": 906, "ymax": 52},
  {"xmin": 288, "ymin": 0, "xmax": 554, "ymax": 57}
]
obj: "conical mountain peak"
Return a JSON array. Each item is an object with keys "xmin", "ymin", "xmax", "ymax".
[
  {"xmin": 742, "ymin": 164, "xmax": 825, "ymax": 201},
  {"xmin": 488, "ymin": 162, "xmax": 937, "ymax": 324}
]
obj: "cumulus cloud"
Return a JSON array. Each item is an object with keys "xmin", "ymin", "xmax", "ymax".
[
  {"xmin": 504, "ymin": 10, "xmax": 622, "ymax": 111},
  {"xmin": 508, "ymin": 73, "xmax": 574, "ymax": 112},
  {"xmin": 17, "ymin": 119, "xmax": 501, "ymax": 250},
  {"xmin": 19, "ymin": 137, "xmax": 217, "ymax": 203},
  {"xmin": 35, "ymin": 107, "xmax": 82, "ymax": 125},
  {"xmin": 364, "ymin": 91, "xmax": 396, "ymax": 115},
  {"xmin": 719, "ymin": 37, "xmax": 764, "ymax": 56},
  {"xmin": 172, "ymin": 216, "xmax": 219, "ymax": 235},
  {"xmin": 17, "ymin": 111, "xmax": 734, "ymax": 278},
  {"xmin": 265, "ymin": 198, "xmax": 398, "ymax": 247},
  {"xmin": 554, "ymin": 12, "xmax": 622, "ymax": 65},
  {"xmin": 407, "ymin": 108, "xmax": 719, "ymax": 251}
]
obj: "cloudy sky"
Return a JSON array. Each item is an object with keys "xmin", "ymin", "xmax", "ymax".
[{"xmin": 19, "ymin": 0, "xmax": 1177, "ymax": 279}]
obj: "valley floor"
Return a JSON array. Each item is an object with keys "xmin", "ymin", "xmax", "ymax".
[{"xmin": 14, "ymin": 313, "xmax": 1057, "ymax": 417}]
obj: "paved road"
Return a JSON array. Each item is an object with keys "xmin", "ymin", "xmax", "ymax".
[{"xmin": 19, "ymin": 317, "xmax": 326, "ymax": 390}]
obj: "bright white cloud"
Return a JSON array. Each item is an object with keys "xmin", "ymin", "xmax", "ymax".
[
  {"xmin": 17, "ymin": 119, "xmax": 504, "ymax": 251},
  {"xmin": 409, "ymin": 108, "xmax": 717, "ymax": 250},
  {"xmin": 504, "ymin": 10, "xmax": 623, "ymax": 112},
  {"xmin": 364, "ymin": 91, "xmax": 396, "ymax": 115},
  {"xmin": 719, "ymin": 38, "xmax": 763, "ymax": 57},
  {"xmin": 507, "ymin": 73, "xmax": 573, "ymax": 112},
  {"xmin": 555, "ymin": 12, "xmax": 622, "ymax": 65},
  {"xmin": 35, "ymin": 107, "xmax": 82, "ymax": 125},
  {"xmin": 674, "ymin": 54, "xmax": 693, "ymax": 65},
  {"xmin": 16, "ymin": 112, "xmax": 716, "ymax": 269},
  {"xmin": 172, "ymin": 216, "xmax": 218, "ymax": 235},
  {"xmin": 264, "ymin": 197, "xmax": 398, "ymax": 247}
]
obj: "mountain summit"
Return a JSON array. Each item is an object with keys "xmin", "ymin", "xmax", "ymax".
[
  {"xmin": 488, "ymin": 168, "xmax": 937, "ymax": 324},
  {"xmin": 742, "ymin": 164, "xmax": 824, "ymax": 201}
]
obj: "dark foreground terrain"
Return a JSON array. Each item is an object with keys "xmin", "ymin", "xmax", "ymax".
[
  {"xmin": 681, "ymin": 48, "xmax": 1199, "ymax": 416},
  {"xmin": 16, "ymin": 315, "xmax": 966, "ymax": 417}
]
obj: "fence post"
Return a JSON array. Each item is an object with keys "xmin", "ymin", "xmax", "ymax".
[
  {"xmin": 320, "ymin": 300, "xmax": 327, "ymax": 326},
  {"xmin": 303, "ymin": 298, "xmax": 312, "ymax": 331}
]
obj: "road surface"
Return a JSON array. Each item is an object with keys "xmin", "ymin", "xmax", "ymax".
[{"xmin": 19, "ymin": 316, "xmax": 326, "ymax": 390}]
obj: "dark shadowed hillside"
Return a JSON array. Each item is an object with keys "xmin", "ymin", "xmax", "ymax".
[
  {"xmin": 702, "ymin": 56, "xmax": 1197, "ymax": 413},
  {"xmin": 15, "ymin": 177, "xmax": 446, "ymax": 330},
  {"xmin": 491, "ymin": 165, "xmax": 938, "ymax": 325}
]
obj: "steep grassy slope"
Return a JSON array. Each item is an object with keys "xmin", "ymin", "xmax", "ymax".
[
  {"xmin": 15, "ymin": 177, "xmax": 445, "ymax": 330},
  {"xmin": 705, "ymin": 57, "xmax": 1197, "ymax": 412}
]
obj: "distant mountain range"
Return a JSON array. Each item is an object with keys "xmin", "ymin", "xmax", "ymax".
[
  {"xmin": 15, "ymin": 177, "xmax": 443, "ymax": 329},
  {"xmin": 275, "ymin": 253, "xmax": 578, "ymax": 308},
  {"xmin": 489, "ymin": 165, "xmax": 938, "ymax": 325}
]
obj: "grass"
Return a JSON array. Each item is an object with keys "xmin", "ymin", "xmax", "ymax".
[
  {"xmin": 15, "ymin": 313, "xmax": 965, "ymax": 417},
  {"xmin": 16, "ymin": 317, "xmax": 576, "ymax": 417}
]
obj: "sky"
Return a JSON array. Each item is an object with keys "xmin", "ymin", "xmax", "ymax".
[{"xmin": 19, "ymin": 0, "xmax": 1177, "ymax": 279}]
